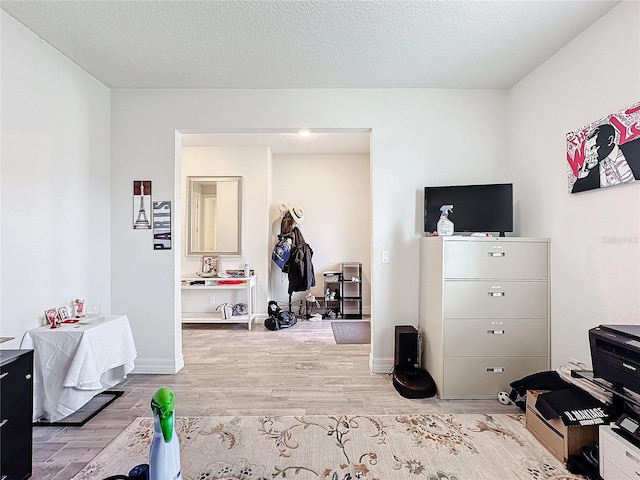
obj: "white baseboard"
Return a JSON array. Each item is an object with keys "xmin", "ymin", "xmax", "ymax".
[
  {"xmin": 370, "ymin": 355, "xmax": 393, "ymax": 375},
  {"xmin": 131, "ymin": 354, "xmax": 185, "ymax": 374}
]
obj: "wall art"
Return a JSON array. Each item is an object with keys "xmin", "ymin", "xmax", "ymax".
[
  {"xmin": 200, "ymin": 254, "xmax": 220, "ymax": 276},
  {"xmin": 567, "ymin": 101, "xmax": 640, "ymax": 194},
  {"xmin": 44, "ymin": 308, "xmax": 60, "ymax": 328},
  {"xmin": 58, "ymin": 307, "xmax": 70, "ymax": 321},
  {"xmin": 153, "ymin": 201, "xmax": 172, "ymax": 250},
  {"xmin": 133, "ymin": 180, "xmax": 152, "ymax": 229}
]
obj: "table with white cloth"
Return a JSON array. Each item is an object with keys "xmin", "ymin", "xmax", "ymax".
[{"xmin": 20, "ymin": 314, "xmax": 137, "ymax": 422}]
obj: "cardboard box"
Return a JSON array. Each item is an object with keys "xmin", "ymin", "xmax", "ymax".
[{"xmin": 525, "ymin": 390, "xmax": 600, "ymax": 463}]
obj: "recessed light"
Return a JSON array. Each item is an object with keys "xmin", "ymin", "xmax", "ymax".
[{"xmin": 297, "ymin": 129, "xmax": 311, "ymax": 137}]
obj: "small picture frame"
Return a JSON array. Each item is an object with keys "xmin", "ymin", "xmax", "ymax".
[
  {"xmin": 44, "ymin": 308, "xmax": 60, "ymax": 327},
  {"xmin": 58, "ymin": 307, "xmax": 70, "ymax": 321},
  {"xmin": 201, "ymin": 255, "xmax": 220, "ymax": 276}
]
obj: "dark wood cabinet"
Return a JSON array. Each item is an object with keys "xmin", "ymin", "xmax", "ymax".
[{"xmin": 1, "ymin": 349, "xmax": 33, "ymax": 480}]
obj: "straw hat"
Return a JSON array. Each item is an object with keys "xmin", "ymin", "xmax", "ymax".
[
  {"xmin": 289, "ymin": 205, "xmax": 305, "ymax": 224},
  {"xmin": 279, "ymin": 204, "xmax": 305, "ymax": 224}
]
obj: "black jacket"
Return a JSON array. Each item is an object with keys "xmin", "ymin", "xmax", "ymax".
[{"xmin": 287, "ymin": 227, "xmax": 316, "ymax": 294}]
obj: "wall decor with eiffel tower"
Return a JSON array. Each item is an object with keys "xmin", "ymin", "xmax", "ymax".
[{"xmin": 133, "ymin": 180, "xmax": 152, "ymax": 229}]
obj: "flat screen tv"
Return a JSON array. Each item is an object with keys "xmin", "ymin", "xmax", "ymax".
[{"xmin": 424, "ymin": 183, "xmax": 513, "ymax": 235}]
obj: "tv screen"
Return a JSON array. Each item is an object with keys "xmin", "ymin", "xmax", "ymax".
[{"xmin": 424, "ymin": 183, "xmax": 513, "ymax": 235}]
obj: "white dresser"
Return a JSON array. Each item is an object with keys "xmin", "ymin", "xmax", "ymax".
[
  {"xmin": 600, "ymin": 425, "xmax": 640, "ymax": 479},
  {"xmin": 419, "ymin": 236, "xmax": 550, "ymax": 399}
]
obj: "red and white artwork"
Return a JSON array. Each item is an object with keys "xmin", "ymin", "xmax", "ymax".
[{"xmin": 567, "ymin": 102, "xmax": 640, "ymax": 194}]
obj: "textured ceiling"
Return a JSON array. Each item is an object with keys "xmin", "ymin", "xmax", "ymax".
[
  {"xmin": 1, "ymin": 0, "xmax": 619, "ymax": 90},
  {"xmin": 1, "ymin": 0, "xmax": 619, "ymax": 154}
]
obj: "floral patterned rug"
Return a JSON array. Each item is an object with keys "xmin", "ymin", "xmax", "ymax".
[{"xmin": 72, "ymin": 413, "xmax": 586, "ymax": 480}]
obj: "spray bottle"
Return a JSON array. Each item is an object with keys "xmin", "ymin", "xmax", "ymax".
[
  {"xmin": 149, "ymin": 387, "xmax": 182, "ymax": 480},
  {"xmin": 436, "ymin": 205, "xmax": 454, "ymax": 236}
]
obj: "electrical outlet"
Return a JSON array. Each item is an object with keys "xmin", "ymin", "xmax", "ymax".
[{"xmin": 209, "ymin": 296, "xmax": 216, "ymax": 304}]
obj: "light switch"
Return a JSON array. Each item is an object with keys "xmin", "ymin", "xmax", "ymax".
[{"xmin": 382, "ymin": 250, "xmax": 390, "ymax": 263}]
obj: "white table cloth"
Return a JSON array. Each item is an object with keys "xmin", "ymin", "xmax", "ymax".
[{"xmin": 20, "ymin": 314, "xmax": 137, "ymax": 422}]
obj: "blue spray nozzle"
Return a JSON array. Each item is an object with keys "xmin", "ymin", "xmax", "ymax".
[{"xmin": 440, "ymin": 205, "xmax": 453, "ymax": 216}]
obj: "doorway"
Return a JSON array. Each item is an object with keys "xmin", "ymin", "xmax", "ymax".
[{"xmin": 177, "ymin": 129, "xmax": 372, "ymax": 340}]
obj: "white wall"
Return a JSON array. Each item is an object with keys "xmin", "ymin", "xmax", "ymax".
[
  {"xmin": 0, "ymin": 12, "xmax": 111, "ymax": 348},
  {"xmin": 509, "ymin": 1, "xmax": 640, "ymax": 367},
  {"xmin": 181, "ymin": 146, "xmax": 271, "ymax": 311},
  {"xmin": 110, "ymin": 88, "xmax": 509, "ymax": 372},
  {"xmin": 271, "ymin": 153, "xmax": 371, "ymax": 311}
]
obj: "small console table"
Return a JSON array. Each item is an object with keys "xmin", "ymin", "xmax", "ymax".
[{"xmin": 181, "ymin": 275, "xmax": 257, "ymax": 330}]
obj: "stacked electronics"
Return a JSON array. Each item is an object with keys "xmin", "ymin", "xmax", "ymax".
[{"xmin": 392, "ymin": 325, "xmax": 436, "ymax": 398}]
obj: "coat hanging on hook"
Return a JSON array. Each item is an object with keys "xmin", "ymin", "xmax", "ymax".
[{"xmin": 272, "ymin": 204, "xmax": 306, "ymax": 272}]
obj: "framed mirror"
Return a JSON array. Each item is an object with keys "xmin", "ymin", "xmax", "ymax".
[{"xmin": 187, "ymin": 176, "xmax": 242, "ymax": 256}]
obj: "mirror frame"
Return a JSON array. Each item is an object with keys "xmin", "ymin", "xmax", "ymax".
[{"xmin": 186, "ymin": 175, "xmax": 243, "ymax": 257}]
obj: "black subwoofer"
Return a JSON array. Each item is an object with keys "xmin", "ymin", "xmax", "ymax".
[
  {"xmin": 395, "ymin": 325, "xmax": 418, "ymax": 368},
  {"xmin": 392, "ymin": 325, "xmax": 436, "ymax": 399}
]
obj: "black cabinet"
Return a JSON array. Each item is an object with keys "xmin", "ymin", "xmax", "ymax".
[{"xmin": 1, "ymin": 349, "xmax": 33, "ymax": 480}]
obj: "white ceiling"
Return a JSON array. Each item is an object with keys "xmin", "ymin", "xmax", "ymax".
[{"xmin": 1, "ymin": 0, "xmax": 619, "ymax": 154}]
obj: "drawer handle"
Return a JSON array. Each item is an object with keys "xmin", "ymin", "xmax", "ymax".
[
  {"xmin": 626, "ymin": 450, "xmax": 640, "ymax": 465},
  {"xmin": 0, "ymin": 372, "xmax": 7, "ymax": 380},
  {"xmin": 488, "ymin": 291, "xmax": 505, "ymax": 297},
  {"xmin": 487, "ymin": 330, "xmax": 505, "ymax": 335},
  {"xmin": 486, "ymin": 367, "xmax": 504, "ymax": 373},
  {"xmin": 0, "ymin": 419, "xmax": 7, "ymax": 428},
  {"xmin": 26, "ymin": 373, "xmax": 32, "ymax": 380},
  {"xmin": 488, "ymin": 252, "xmax": 506, "ymax": 257}
]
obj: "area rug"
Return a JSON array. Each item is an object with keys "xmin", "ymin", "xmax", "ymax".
[
  {"xmin": 331, "ymin": 320, "xmax": 370, "ymax": 344},
  {"xmin": 72, "ymin": 413, "xmax": 586, "ymax": 480}
]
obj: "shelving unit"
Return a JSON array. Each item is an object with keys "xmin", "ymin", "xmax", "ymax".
[
  {"xmin": 323, "ymin": 271, "xmax": 341, "ymax": 319},
  {"xmin": 341, "ymin": 262, "xmax": 362, "ymax": 319},
  {"xmin": 181, "ymin": 275, "xmax": 257, "ymax": 329}
]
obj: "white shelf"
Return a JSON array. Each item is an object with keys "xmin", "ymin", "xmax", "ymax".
[
  {"xmin": 181, "ymin": 312, "xmax": 254, "ymax": 323},
  {"xmin": 180, "ymin": 276, "xmax": 257, "ymax": 329},
  {"xmin": 181, "ymin": 284, "xmax": 247, "ymax": 290}
]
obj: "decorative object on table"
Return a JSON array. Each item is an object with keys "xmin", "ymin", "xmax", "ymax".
[
  {"xmin": 152, "ymin": 201, "xmax": 171, "ymax": 250},
  {"xmin": 149, "ymin": 387, "xmax": 181, "ymax": 480},
  {"xmin": 567, "ymin": 100, "xmax": 640, "ymax": 194},
  {"xmin": 86, "ymin": 304, "xmax": 102, "ymax": 317},
  {"xmin": 74, "ymin": 298, "xmax": 85, "ymax": 318},
  {"xmin": 44, "ymin": 308, "xmax": 60, "ymax": 328},
  {"xmin": 225, "ymin": 269, "xmax": 254, "ymax": 277},
  {"xmin": 133, "ymin": 180, "xmax": 152, "ymax": 229},
  {"xmin": 57, "ymin": 307, "xmax": 70, "ymax": 321},
  {"xmin": 199, "ymin": 254, "xmax": 219, "ymax": 277}
]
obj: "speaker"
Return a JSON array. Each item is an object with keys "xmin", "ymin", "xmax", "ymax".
[{"xmin": 395, "ymin": 325, "xmax": 418, "ymax": 368}]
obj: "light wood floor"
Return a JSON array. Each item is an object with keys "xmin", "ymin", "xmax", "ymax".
[{"xmin": 32, "ymin": 319, "xmax": 519, "ymax": 479}]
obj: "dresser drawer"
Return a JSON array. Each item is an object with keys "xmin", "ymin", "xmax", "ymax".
[
  {"xmin": 444, "ymin": 318, "xmax": 548, "ymax": 356},
  {"xmin": 443, "ymin": 241, "xmax": 548, "ymax": 280},
  {"xmin": 602, "ymin": 458, "xmax": 634, "ymax": 480},
  {"xmin": 0, "ymin": 349, "xmax": 33, "ymax": 480},
  {"xmin": 441, "ymin": 356, "xmax": 548, "ymax": 398},
  {"xmin": 600, "ymin": 426, "xmax": 640, "ymax": 479},
  {"xmin": 444, "ymin": 280, "xmax": 548, "ymax": 318}
]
